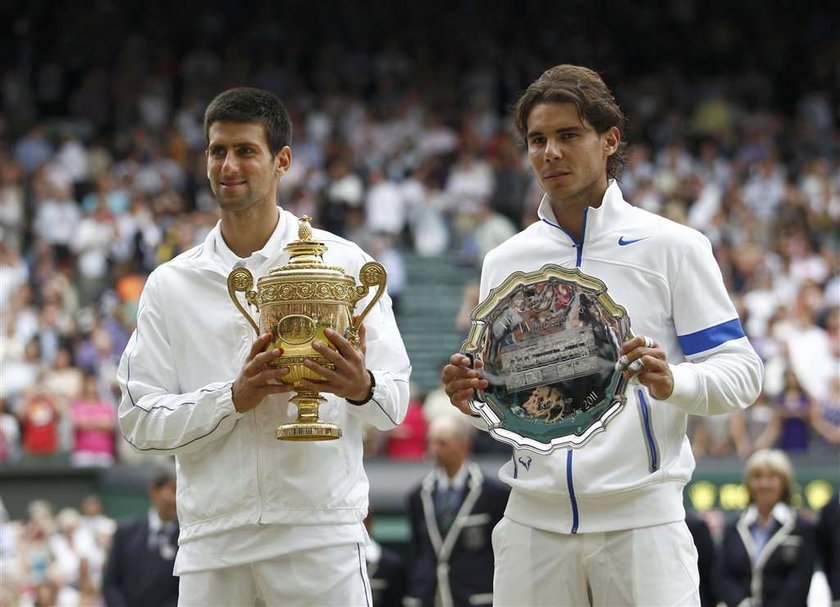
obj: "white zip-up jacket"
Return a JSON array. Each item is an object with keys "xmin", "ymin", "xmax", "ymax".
[
  {"xmin": 478, "ymin": 181, "xmax": 763, "ymax": 534},
  {"xmin": 117, "ymin": 209, "xmax": 411, "ymax": 544}
]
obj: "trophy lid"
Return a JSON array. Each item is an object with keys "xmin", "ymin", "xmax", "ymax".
[{"xmin": 267, "ymin": 216, "xmax": 347, "ymax": 278}]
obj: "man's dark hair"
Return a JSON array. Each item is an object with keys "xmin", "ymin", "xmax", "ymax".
[
  {"xmin": 513, "ymin": 65, "xmax": 627, "ymax": 180},
  {"xmin": 204, "ymin": 87, "xmax": 292, "ymax": 157},
  {"xmin": 149, "ymin": 468, "xmax": 176, "ymax": 489}
]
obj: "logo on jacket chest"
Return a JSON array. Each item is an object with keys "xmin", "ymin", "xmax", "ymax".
[{"xmin": 618, "ymin": 236, "xmax": 650, "ymax": 246}]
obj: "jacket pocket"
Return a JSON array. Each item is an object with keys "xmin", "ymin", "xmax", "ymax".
[
  {"xmin": 462, "ymin": 513, "xmax": 491, "ymax": 527},
  {"xmin": 636, "ymin": 389, "xmax": 660, "ymax": 473},
  {"xmin": 780, "ymin": 535, "xmax": 803, "ymax": 563}
]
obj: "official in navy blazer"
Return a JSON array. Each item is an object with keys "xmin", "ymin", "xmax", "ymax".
[
  {"xmin": 816, "ymin": 491, "xmax": 840, "ymax": 604},
  {"xmin": 364, "ymin": 512, "xmax": 407, "ymax": 607},
  {"xmin": 686, "ymin": 510, "xmax": 717, "ymax": 607},
  {"xmin": 716, "ymin": 449, "xmax": 816, "ymax": 607},
  {"xmin": 103, "ymin": 469, "xmax": 179, "ymax": 607},
  {"xmin": 405, "ymin": 414, "xmax": 509, "ymax": 607}
]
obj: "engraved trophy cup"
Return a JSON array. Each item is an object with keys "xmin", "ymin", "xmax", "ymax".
[
  {"xmin": 227, "ymin": 216, "xmax": 387, "ymax": 441},
  {"xmin": 462, "ymin": 264, "xmax": 633, "ymax": 453}
]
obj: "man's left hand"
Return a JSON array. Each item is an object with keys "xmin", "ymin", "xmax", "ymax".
[
  {"xmin": 616, "ymin": 335, "xmax": 674, "ymax": 400},
  {"xmin": 301, "ymin": 324, "xmax": 371, "ymax": 401}
]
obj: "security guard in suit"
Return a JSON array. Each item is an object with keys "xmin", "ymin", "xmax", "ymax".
[
  {"xmin": 103, "ymin": 469, "xmax": 179, "ymax": 607},
  {"xmin": 405, "ymin": 414, "xmax": 509, "ymax": 607}
]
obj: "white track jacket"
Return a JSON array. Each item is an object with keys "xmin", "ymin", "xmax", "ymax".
[
  {"xmin": 479, "ymin": 181, "xmax": 763, "ymax": 534},
  {"xmin": 117, "ymin": 209, "xmax": 411, "ymax": 545}
]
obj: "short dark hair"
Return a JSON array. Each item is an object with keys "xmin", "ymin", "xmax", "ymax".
[
  {"xmin": 149, "ymin": 468, "xmax": 176, "ymax": 489},
  {"xmin": 513, "ymin": 65, "xmax": 627, "ymax": 180},
  {"xmin": 204, "ymin": 87, "xmax": 292, "ymax": 157}
]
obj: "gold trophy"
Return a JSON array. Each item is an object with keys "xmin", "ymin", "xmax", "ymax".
[{"xmin": 227, "ymin": 216, "xmax": 387, "ymax": 441}]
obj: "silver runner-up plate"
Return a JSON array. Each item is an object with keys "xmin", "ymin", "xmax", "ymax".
[{"xmin": 461, "ymin": 264, "xmax": 633, "ymax": 454}]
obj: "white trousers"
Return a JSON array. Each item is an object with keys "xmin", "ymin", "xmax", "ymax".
[
  {"xmin": 178, "ymin": 542, "xmax": 372, "ymax": 607},
  {"xmin": 492, "ymin": 517, "xmax": 700, "ymax": 607}
]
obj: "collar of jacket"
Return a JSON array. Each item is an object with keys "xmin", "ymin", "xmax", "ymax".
[
  {"xmin": 433, "ymin": 462, "xmax": 470, "ymax": 492},
  {"xmin": 741, "ymin": 502, "xmax": 796, "ymax": 527},
  {"xmin": 189, "ymin": 207, "xmax": 298, "ymax": 278},
  {"xmin": 536, "ymin": 178, "xmax": 631, "ymax": 241},
  {"xmin": 421, "ymin": 461, "xmax": 483, "ymax": 494}
]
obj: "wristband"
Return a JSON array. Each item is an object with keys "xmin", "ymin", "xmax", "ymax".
[{"xmin": 347, "ymin": 370, "xmax": 376, "ymax": 406}]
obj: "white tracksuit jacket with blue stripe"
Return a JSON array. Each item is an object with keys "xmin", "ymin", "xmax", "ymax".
[{"xmin": 478, "ymin": 180, "xmax": 763, "ymax": 535}]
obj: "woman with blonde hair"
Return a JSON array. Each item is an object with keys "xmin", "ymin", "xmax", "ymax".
[{"xmin": 717, "ymin": 449, "xmax": 817, "ymax": 607}]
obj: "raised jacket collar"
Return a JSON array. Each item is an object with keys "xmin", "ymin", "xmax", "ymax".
[
  {"xmin": 536, "ymin": 178, "xmax": 630, "ymax": 236},
  {"xmin": 190, "ymin": 207, "xmax": 298, "ymax": 278}
]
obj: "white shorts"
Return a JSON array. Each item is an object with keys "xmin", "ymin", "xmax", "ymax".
[
  {"xmin": 492, "ymin": 517, "xmax": 700, "ymax": 607},
  {"xmin": 178, "ymin": 542, "xmax": 372, "ymax": 607}
]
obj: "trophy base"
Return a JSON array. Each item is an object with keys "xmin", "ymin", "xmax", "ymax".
[{"xmin": 276, "ymin": 423, "xmax": 342, "ymax": 441}]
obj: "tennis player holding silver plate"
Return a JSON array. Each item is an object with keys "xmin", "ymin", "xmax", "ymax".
[
  {"xmin": 461, "ymin": 264, "xmax": 633, "ymax": 453},
  {"xmin": 442, "ymin": 64, "xmax": 763, "ymax": 607}
]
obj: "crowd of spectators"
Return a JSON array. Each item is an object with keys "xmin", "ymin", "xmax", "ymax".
[
  {"xmin": 0, "ymin": 495, "xmax": 114, "ymax": 606},
  {"xmin": 0, "ymin": 5, "xmax": 837, "ymax": 605},
  {"xmin": 0, "ymin": 4, "xmax": 837, "ymax": 471}
]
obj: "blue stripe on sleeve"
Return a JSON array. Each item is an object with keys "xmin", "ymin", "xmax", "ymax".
[{"xmin": 678, "ymin": 318, "xmax": 745, "ymax": 356}]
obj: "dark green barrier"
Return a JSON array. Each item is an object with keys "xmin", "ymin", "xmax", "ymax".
[{"xmin": 2, "ymin": 455, "xmax": 837, "ymax": 527}]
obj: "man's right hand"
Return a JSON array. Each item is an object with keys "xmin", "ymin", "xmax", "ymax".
[
  {"xmin": 232, "ymin": 333, "xmax": 295, "ymax": 413},
  {"xmin": 442, "ymin": 353, "xmax": 488, "ymax": 416}
]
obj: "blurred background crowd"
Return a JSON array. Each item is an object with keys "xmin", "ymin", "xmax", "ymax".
[{"xmin": 0, "ymin": 0, "xmax": 837, "ymax": 605}]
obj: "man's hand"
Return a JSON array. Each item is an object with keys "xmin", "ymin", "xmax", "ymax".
[
  {"xmin": 442, "ymin": 353, "xmax": 488, "ymax": 416},
  {"xmin": 301, "ymin": 324, "xmax": 370, "ymax": 401},
  {"xmin": 232, "ymin": 333, "xmax": 294, "ymax": 413},
  {"xmin": 616, "ymin": 335, "xmax": 673, "ymax": 400}
]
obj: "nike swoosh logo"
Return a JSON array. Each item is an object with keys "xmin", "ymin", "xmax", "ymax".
[{"xmin": 618, "ymin": 236, "xmax": 650, "ymax": 246}]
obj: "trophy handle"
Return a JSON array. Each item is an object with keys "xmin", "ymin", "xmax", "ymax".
[
  {"xmin": 349, "ymin": 262, "xmax": 387, "ymax": 338},
  {"xmin": 227, "ymin": 268, "xmax": 260, "ymax": 335}
]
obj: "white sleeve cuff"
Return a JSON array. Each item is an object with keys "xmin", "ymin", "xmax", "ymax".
[
  {"xmin": 225, "ymin": 382, "xmax": 246, "ymax": 419},
  {"xmin": 666, "ymin": 362, "xmax": 702, "ymax": 412}
]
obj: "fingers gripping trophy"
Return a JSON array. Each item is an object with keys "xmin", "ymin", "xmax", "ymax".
[{"xmin": 227, "ymin": 216, "xmax": 386, "ymax": 441}]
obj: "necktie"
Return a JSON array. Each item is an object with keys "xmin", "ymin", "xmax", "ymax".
[
  {"xmin": 150, "ymin": 525, "xmax": 175, "ymax": 556},
  {"xmin": 155, "ymin": 525, "xmax": 177, "ymax": 560},
  {"xmin": 437, "ymin": 486, "xmax": 459, "ymax": 534}
]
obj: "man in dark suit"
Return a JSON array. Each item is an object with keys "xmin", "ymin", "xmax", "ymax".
[
  {"xmin": 816, "ymin": 492, "xmax": 840, "ymax": 604},
  {"xmin": 405, "ymin": 414, "xmax": 509, "ymax": 607},
  {"xmin": 103, "ymin": 469, "xmax": 179, "ymax": 607},
  {"xmin": 364, "ymin": 513, "xmax": 407, "ymax": 607},
  {"xmin": 685, "ymin": 509, "xmax": 716, "ymax": 607}
]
